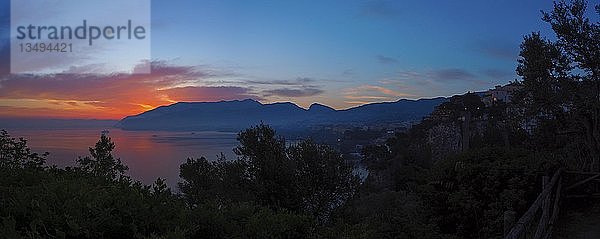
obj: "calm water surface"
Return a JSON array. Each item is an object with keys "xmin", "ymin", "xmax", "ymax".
[{"xmin": 5, "ymin": 128, "xmax": 239, "ymax": 189}]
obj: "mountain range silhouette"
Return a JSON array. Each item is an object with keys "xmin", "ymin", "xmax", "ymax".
[{"xmin": 117, "ymin": 98, "xmax": 447, "ymax": 132}]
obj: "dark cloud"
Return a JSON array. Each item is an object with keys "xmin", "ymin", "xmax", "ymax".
[
  {"xmin": 245, "ymin": 77, "xmax": 315, "ymax": 86},
  {"xmin": 432, "ymin": 68, "xmax": 480, "ymax": 83},
  {"xmin": 376, "ymin": 55, "xmax": 398, "ymax": 64},
  {"xmin": 245, "ymin": 77, "xmax": 325, "ymax": 98},
  {"xmin": 360, "ymin": 0, "xmax": 402, "ymax": 18},
  {"xmin": 263, "ymin": 87, "xmax": 323, "ymax": 98},
  {"xmin": 482, "ymin": 69, "xmax": 515, "ymax": 80},
  {"xmin": 477, "ymin": 41, "xmax": 519, "ymax": 61},
  {"xmin": 254, "ymin": 77, "xmax": 324, "ymax": 97},
  {"xmin": 158, "ymin": 86, "xmax": 258, "ymax": 102}
]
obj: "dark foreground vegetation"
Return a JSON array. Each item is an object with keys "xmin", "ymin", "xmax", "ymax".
[{"xmin": 1, "ymin": 0, "xmax": 599, "ymax": 238}]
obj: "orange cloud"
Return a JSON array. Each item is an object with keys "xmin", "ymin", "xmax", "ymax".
[{"xmin": 0, "ymin": 62, "xmax": 257, "ymax": 119}]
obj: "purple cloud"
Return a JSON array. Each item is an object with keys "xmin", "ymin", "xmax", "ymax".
[
  {"xmin": 432, "ymin": 68, "xmax": 476, "ymax": 82},
  {"xmin": 158, "ymin": 86, "xmax": 259, "ymax": 102},
  {"xmin": 263, "ymin": 87, "xmax": 323, "ymax": 97}
]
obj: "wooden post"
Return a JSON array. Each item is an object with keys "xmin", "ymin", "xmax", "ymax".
[
  {"xmin": 547, "ymin": 176, "xmax": 562, "ymax": 239},
  {"xmin": 504, "ymin": 210, "xmax": 516, "ymax": 237},
  {"xmin": 542, "ymin": 176, "xmax": 550, "ymax": 226},
  {"xmin": 505, "ymin": 169, "xmax": 563, "ymax": 239},
  {"xmin": 534, "ymin": 176, "xmax": 550, "ymax": 239},
  {"xmin": 542, "ymin": 176, "xmax": 549, "ymax": 214}
]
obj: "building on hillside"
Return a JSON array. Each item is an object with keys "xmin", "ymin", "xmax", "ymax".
[{"xmin": 482, "ymin": 83, "xmax": 523, "ymax": 107}]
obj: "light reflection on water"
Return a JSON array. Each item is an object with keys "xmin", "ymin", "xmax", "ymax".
[{"xmin": 4, "ymin": 128, "xmax": 239, "ymax": 189}]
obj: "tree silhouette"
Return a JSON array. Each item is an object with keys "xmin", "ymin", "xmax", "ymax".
[
  {"xmin": 0, "ymin": 130, "xmax": 47, "ymax": 170},
  {"xmin": 77, "ymin": 134, "xmax": 128, "ymax": 179},
  {"xmin": 180, "ymin": 123, "xmax": 359, "ymax": 224},
  {"xmin": 517, "ymin": 0, "xmax": 600, "ymax": 171},
  {"xmin": 289, "ymin": 140, "xmax": 359, "ymax": 223},
  {"xmin": 234, "ymin": 123, "xmax": 300, "ymax": 210}
]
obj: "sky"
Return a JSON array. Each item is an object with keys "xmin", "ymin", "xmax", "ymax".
[{"xmin": 0, "ymin": 0, "xmax": 590, "ymax": 119}]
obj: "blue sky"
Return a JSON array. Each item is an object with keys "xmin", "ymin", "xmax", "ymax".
[
  {"xmin": 1, "ymin": 0, "xmax": 596, "ymax": 119},
  {"xmin": 148, "ymin": 0, "xmax": 559, "ymax": 107}
]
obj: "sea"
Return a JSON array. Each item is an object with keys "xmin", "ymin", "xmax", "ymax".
[{"xmin": 3, "ymin": 127, "xmax": 239, "ymax": 189}]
